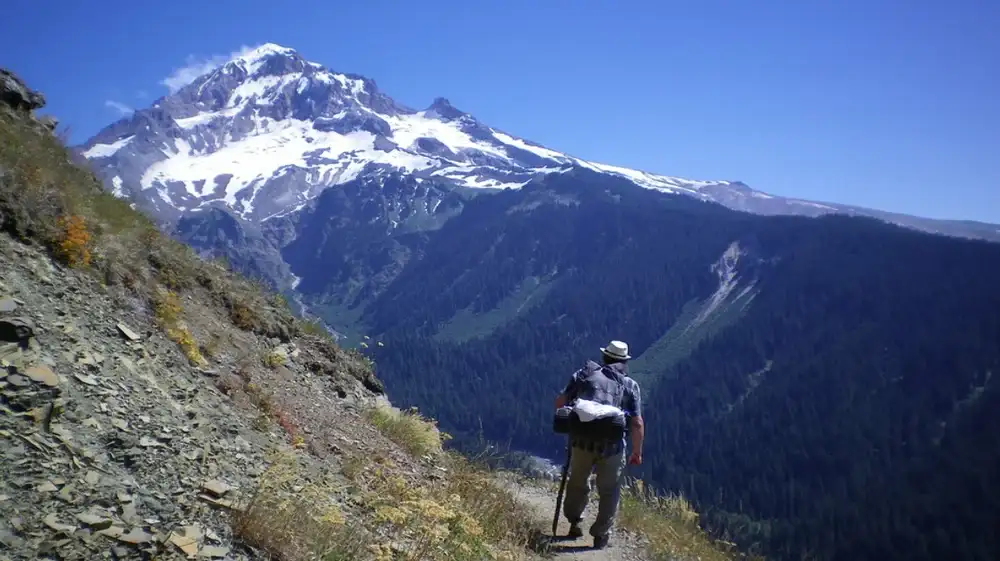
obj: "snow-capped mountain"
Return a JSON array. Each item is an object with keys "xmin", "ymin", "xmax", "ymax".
[
  {"xmin": 77, "ymin": 43, "xmax": 999, "ymax": 242},
  {"xmin": 75, "ymin": 45, "xmax": 791, "ymax": 222}
]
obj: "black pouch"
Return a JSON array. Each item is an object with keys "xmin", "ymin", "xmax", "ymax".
[{"xmin": 553, "ymin": 406, "xmax": 573, "ymax": 434}]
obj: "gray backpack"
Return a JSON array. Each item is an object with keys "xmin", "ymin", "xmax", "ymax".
[{"xmin": 553, "ymin": 361, "xmax": 628, "ymax": 441}]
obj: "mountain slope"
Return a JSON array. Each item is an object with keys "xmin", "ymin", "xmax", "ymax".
[{"xmin": 76, "ymin": 43, "xmax": 1000, "ymax": 243}]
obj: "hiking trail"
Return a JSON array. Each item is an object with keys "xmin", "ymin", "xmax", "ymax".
[{"xmin": 502, "ymin": 475, "xmax": 649, "ymax": 561}]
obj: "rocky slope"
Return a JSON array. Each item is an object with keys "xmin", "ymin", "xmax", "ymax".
[{"xmin": 1, "ymin": 236, "xmax": 283, "ymax": 560}]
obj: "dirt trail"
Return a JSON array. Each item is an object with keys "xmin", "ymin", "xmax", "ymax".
[{"xmin": 502, "ymin": 475, "xmax": 649, "ymax": 561}]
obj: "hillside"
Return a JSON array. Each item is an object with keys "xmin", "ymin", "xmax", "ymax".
[{"xmin": 0, "ymin": 69, "xmax": 748, "ymax": 561}]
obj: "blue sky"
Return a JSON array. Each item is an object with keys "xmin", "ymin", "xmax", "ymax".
[{"xmin": 4, "ymin": 0, "xmax": 997, "ymax": 223}]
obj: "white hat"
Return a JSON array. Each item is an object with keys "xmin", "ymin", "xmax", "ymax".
[{"xmin": 600, "ymin": 340, "xmax": 631, "ymax": 361}]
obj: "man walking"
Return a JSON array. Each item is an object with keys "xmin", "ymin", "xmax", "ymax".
[{"xmin": 554, "ymin": 339, "xmax": 644, "ymax": 550}]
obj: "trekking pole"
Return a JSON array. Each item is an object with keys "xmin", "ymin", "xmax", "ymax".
[{"xmin": 552, "ymin": 442, "xmax": 571, "ymax": 536}]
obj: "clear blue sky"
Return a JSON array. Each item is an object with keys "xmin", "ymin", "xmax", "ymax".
[{"xmin": 4, "ymin": 0, "xmax": 997, "ymax": 223}]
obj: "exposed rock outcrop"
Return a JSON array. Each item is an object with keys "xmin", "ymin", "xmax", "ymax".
[{"xmin": 0, "ymin": 69, "xmax": 45, "ymax": 113}]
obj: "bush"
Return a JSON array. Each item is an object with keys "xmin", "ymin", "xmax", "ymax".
[
  {"xmin": 262, "ymin": 350, "xmax": 286, "ymax": 368},
  {"xmin": 229, "ymin": 300, "xmax": 259, "ymax": 331},
  {"xmin": 299, "ymin": 318, "xmax": 328, "ymax": 337},
  {"xmin": 55, "ymin": 214, "xmax": 90, "ymax": 267}
]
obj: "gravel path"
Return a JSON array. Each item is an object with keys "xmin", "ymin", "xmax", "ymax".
[{"xmin": 501, "ymin": 473, "xmax": 650, "ymax": 561}]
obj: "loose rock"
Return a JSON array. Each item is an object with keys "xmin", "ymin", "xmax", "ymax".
[
  {"xmin": 76, "ymin": 512, "xmax": 114, "ymax": 531},
  {"xmin": 116, "ymin": 323, "xmax": 141, "ymax": 341},
  {"xmin": 201, "ymin": 479, "xmax": 231, "ymax": 497},
  {"xmin": 24, "ymin": 365, "xmax": 59, "ymax": 387},
  {"xmin": 117, "ymin": 527, "xmax": 154, "ymax": 545}
]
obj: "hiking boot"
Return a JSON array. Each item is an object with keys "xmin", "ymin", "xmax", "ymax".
[
  {"xmin": 593, "ymin": 534, "xmax": 610, "ymax": 549},
  {"xmin": 567, "ymin": 523, "xmax": 583, "ymax": 538}
]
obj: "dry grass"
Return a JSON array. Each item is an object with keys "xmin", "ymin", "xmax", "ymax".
[
  {"xmin": 152, "ymin": 289, "xmax": 206, "ymax": 366},
  {"xmin": 0, "ymin": 108, "xmax": 160, "ymax": 283},
  {"xmin": 351, "ymin": 454, "xmax": 536, "ymax": 561},
  {"xmin": 236, "ymin": 378, "xmax": 304, "ymax": 446},
  {"xmin": 439, "ymin": 454, "xmax": 541, "ymax": 559},
  {"xmin": 229, "ymin": 299, "xmax": 260, "ymax": 331},
  {"xmin": 618, "ymin": 477, "xmax": 758, "ymax": 561},
  {"xmin": 232, "ymin": 443, "xmax": 540, "ymax": 561},
  {"xmin": 231, "ymin": 451, "xmax": 368, "ymax": 561},
  {"xmin": 300, "ymin": 318, "xmax": 329, "ymax": 337},
  {"xmin": 199, "ymin": 332, "xmax": 225, "ymax": 359},
  {"xmin": 356, "ymin": 403, "xmax": 538, "ymax": 560},
  {"xmin": 364, "ymin": 403, "xmax": 451, "ymax": 458}
]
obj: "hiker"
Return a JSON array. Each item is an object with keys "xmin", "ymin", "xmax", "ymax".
[{"xmin": 553, "ymin": 339, "xmax": 644, "ymax": 549}]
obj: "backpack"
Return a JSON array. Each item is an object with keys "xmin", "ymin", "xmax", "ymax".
[{"xmin": 553, "ymin": 361, "xmax": 629, "ymax": 441}]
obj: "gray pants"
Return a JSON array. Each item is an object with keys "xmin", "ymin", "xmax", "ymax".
[{"xmin": 562, "ymin": 445, "xmax": 627, "ymax": 538}]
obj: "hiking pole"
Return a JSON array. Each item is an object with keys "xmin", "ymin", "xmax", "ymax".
[{"xmin": 552, "ymin": 442, "xmax": 571, "ymax": 536}]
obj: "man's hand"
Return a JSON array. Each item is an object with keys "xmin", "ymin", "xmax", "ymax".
[
  {"xmin": 628, "ymin": 450, "xmax": 642, "ymax": 465},
  {"xmin": 554, "ymin": 393, "xmax": 568, "ymax": 410}
]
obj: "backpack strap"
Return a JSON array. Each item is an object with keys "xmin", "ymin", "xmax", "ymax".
[
  {"xmin": 584, "ymin": 362, "xmax": 626, "ymax": 411},
  {"xmin": 600, "ymin": 364, "xmax": 632, "ymax": 418}
]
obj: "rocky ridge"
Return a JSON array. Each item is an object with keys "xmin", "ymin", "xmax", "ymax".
[{"xmin": 0, "ymin": 69, "xmax": 57, "ymax": 133}]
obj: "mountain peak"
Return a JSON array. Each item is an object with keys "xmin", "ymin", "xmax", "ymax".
[
  {"xmin": 234, "ymin": 43, "xmax": 299, "ymax": 64},
  {"xmin": 219, "ymin": 43, "xmax": 303, "ymax": 79},
  {"xmin": 426, "ymin": 97, "xmax": 465, "ymax": 120}
]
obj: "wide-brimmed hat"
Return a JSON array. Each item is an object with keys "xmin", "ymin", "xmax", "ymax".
[{"xmin": 600, "ymin": 340, "xmax": 631, "ymax": 361}]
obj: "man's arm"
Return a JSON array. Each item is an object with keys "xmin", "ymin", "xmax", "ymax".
[
  {"xmin": 629, "ymin": 415, "xmax": 644, "ymax": 457},
  {"xmin": 626, "ymin": 380, "xmax": 644, "ymax": 463}
]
